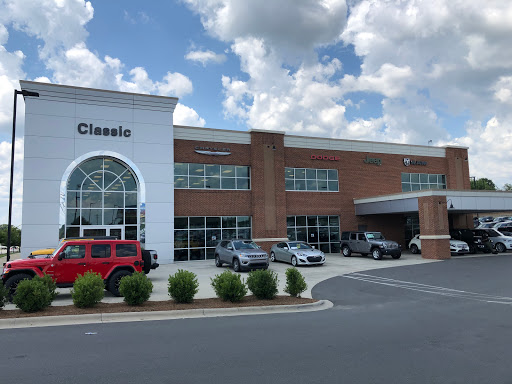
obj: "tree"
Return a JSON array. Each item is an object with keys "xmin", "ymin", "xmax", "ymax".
[
  {"xmin": 502, "ymin": 183, "xmax": 512, "ymax": 191},
  {"xmin": 0, "ymin": 224, "xmax": 21, "ymax": 247},
  {"xmin": 470, "ymin": 177, "xmax": 496, "ymax": 190}
]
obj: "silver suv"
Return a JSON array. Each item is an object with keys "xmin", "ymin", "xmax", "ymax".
[
  {"xmin": 340, "ymin": 231, "xmax": 401, "ymax": 260},
  {"xmin": 214, "ymin": 240, "xmax": 269, "ymax": 272}
]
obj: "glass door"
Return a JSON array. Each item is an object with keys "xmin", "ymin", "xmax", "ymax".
[{"xmin": 81, "ymin": 227, "xmax": 124, "ymax": 239}]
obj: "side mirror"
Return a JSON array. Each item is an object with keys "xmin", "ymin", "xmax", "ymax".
[{"xmin": 57, "ymin": 253, "xmax": 64, "ymax": 261}]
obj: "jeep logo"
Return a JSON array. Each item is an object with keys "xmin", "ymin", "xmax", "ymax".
[
  {"xmin": 77, "ymin": 123, "xmax": 131, "ymax": 138},
  {"xmin": 364, "ymin": 155, "xmax": 382, "ymax": 166}
]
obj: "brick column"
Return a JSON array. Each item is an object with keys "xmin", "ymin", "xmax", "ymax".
[
  {"xmin": 418, "ymin": 195, "xmax": 451, "ymax": 259},
  {"xmin": 249, "ymin": 130, "xmax": 288, "ymax": 252}
]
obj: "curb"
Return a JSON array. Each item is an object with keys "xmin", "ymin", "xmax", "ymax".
[{"xmin": 0, "ymin": 300, "xmax": 334, "ymax": 329}]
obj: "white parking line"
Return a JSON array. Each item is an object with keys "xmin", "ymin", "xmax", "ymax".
[{"xmin": 343, "ymin": 273, "xmax": 512, "ymax": 305}]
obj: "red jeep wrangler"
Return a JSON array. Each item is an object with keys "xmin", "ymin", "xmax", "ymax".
[{"xmin": 2, "ymin": 239, "xmax": 151, "ymax": 298}]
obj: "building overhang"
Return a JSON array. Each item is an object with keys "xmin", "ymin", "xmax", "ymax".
[{"xmin": 354, "ymin": 190, "xmax": 512, "ymax": 215}]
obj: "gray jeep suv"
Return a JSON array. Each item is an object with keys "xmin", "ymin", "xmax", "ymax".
[
  {"xmin": 340, "ymin": 231, "xmax": 401, "ymax": 260},
  {"xmin": 214, "ymin": 239, "xmax": 269, "ymax": 272}
]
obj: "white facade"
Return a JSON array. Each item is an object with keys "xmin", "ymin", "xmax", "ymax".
[{"xmin": 20, "ymin": 81, "xmax": 177, "ymax": 264}]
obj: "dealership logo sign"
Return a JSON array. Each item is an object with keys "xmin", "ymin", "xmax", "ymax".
[
  {"xmin": 195, "ymin": 146, "xmax": 231, "ymax": 156},
  {"xmin": 77, "ymin": 123, "xmax": 131, "ymax": 137},
  {"xmin": 310, "ymin": 155, "xmax": 340, "ymax": 161},
  {"xmin": 403, "ymin": 158, "xmax": 427, "ymax": 166},
  {"xmin": 364, "ymin": 155, "xmax": 382, "ymax": 166}
]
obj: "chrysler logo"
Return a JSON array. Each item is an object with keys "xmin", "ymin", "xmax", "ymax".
[{"xmin": 194, "ymin": 146, "xmax": 231, "ymax": 156}]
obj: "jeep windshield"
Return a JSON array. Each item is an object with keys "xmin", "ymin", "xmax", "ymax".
[
  {"xmin": 233, "ymin": 241, "xmax": 259, "ymax": 250},
  {"xmin": 288, "ymin": 242, "xmax": 312, "ymax": 250},
  {"xmin": 366, "ymin": 232, "xmax": 385, "ymax": 240}
]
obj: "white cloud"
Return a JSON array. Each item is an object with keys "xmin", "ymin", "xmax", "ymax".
[
  {"xmin": 183, "ymin": 0, "xmax": 348, "ymax": 57},
  {"xmin": 185, "ymin": 49, "xmax": 227, "ymax": 66},
  {"xmin": 174, "ymin": 103, "xmax": 206, "ymax": 127}
]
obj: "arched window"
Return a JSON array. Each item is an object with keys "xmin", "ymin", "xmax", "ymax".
[{"xmin": 64, "ymin": 157, "xmax": 139, "ymax": 240}]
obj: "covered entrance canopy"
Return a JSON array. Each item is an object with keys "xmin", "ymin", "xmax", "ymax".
[{"xmin": 354, "ymin": 190, "xmax": 512, "ymax": 259}]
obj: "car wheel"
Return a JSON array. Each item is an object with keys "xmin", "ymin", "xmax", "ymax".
[
  {"xmin": 410, "ymin": 244, "xmax": 419, "ymax": 254},
  {"xmin": 468, "ymin": 244, "xmax": 476, "ymax": 254},
  {"xmin": 215, "ymin": 255, "xmax": 223, "ymax": 267},
  {"xmin": 270, "ymin": 252, "xmax": 276, "ymax": 262},
  {"xmin": 495, "ymin": 243, "xmax": 506, "ymax": 253},
  {"xmin": 233, "ymin": 258, "xmax": 241, "ymax": 272},
  {"xmin": 372, "ymin": 248, "xmax": 383, "ymax": 260},
  {"xmin": 392, "ymin": 252, "xmax": 401, "ymax": 259},
  {"xmin": 142, "ymin": 250, "xmax": 152, "ymax": 274},
  {"xmin": 4, "ymin": 273, "xmax": 32, "ymax": 301},
  {"xmin": 342, "ymin": 245, "xmax": 351, "ymax": 257},
  {"xmin": 291, "ymin": 256, "xmax": 298, "ymax": 266},
  {"xmin": 108, "ymin": 270, "xmax": 131, "ymax": 297}
]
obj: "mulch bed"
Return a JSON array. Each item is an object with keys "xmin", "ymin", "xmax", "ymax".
[{"xmin": 0, "ymin": 296, "xmax": 316, "ymax": 319}]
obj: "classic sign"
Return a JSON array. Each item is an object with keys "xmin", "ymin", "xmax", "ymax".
[{"xmin": 77, "ymin": 123, "xmax": 131, "ymax": 137}]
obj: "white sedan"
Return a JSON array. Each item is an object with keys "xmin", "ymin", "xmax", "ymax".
[
  {"xmin": 408, "ymin": 234, "xmax": 470, "ymax": 255},
  {"xmin": 270, "ymin": 241, "xmax": 325, "ymax": 266}
]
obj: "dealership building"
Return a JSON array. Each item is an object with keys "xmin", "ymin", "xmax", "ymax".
[{"xmin": 18, "ymin": 81, "xmax": 512, "ymax": 263}]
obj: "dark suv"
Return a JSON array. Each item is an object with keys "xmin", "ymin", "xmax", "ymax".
[
  {"xmin": 450, "ymin": 229, "xmax": 492, "ymax": 254},
  {"xmin": 340, "ymin": 231, "xmax": 401, "ymax": 260}
]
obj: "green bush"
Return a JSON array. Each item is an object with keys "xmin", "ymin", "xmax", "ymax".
[
  {"xmin": 247, "ymin": 269, "xmax": 279, "ymax": 300},
  {"xmin": 168, "ymin": 269, "xmax": 199, "ymax": 303},
  {"xmin": 34, "ymin": 274, "xmax": 58, "ymax": 304},
  {"xmin": 12, "ymin": 278, "xmax": 52, "ymax": 312},
  {"xmin": 211, "ymin": 270, "xmax": 248, "ymax": 302},
  {"xmin": 119, "ymin": 271, "xmax": 153, "ymax": 305},
  {"xmin": 284, "ymin": 268, "xmax": 307, "ymax": 297},
  {"xmin": 0, "ymin": 284, "xmax": 7, "ymax": 309},
  {"xmin": 71, "ymin": 271, "xmax": 104, "ymax": 308}
]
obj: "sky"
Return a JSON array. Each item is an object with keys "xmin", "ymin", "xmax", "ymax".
[{"xmin": 1, "ymin": 0, "xmax": 512, "ymax": 226}]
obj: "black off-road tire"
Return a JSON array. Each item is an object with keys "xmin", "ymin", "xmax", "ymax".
[
  {"xmin": 108, "ymin": 270, "xmax": 132, "ymax": 297},
  {"xmin": 4, "ymin": 273, "xmax": 32, "ymax": 301},
  {"xmin": 142, "ymin": 250, "xmax": 152, "ymax": 274},
  {"xmin": 342, "ymin": 245, "xmax": 351, "ymax": 257}
]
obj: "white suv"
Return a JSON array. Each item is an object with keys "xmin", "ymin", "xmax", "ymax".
[{"xmin": 408, "ymin": 234, "xmax": 469, "ymax": 255}]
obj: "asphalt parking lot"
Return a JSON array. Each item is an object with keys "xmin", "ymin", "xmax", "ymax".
[{"xmin": 3, "ymin": 251, "xmax": 438, "ymax": 308}]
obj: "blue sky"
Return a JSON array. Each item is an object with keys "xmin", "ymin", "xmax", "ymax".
[{"xmin": 1, "ymin": 0, "xmax": 512, "ymax": 225}]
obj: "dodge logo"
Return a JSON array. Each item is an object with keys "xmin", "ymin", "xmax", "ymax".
[{"xmin": 403, "ymin": 158, "xmax": 411, "ymax": 166}]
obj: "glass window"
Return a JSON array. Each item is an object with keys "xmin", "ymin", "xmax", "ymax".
[
  {"xmin": 288, "ymin": 215, "xmax": 340, "ymax": 254},
  {"xmin": 116, "ymin": 244, "xmax": 137, "ymax": 257},
  {"xmin": 286, "ymin": 167, "xmax": 338, "ymax": 192},
  {"xmin": 175, "ymin": 163, "xmax": 188, "ymax": 175},
  {"xmin": 206, "ymin": 217, "xmax": 221, "ymax": 228},
  {"xmin": 62, "ymin": 244, "xmax": 86, "ymax": 259},
  {"xmin": 401, "ymin": 173, "xmax": 446, "ymax": 192},
  {"xmin": 223, "ymin": 216, "xmax": 237, "ymax": 228},
  {"xmin": 221, "ymin": 178, "xmax": 236, "ymax": 189},
  {"xmin": 205, "ymin": 164, "xmax": 220, "ymax": 177},
  {"xmin": 190, "ymin": 163, "xmax": 204, "ymax": 176},
  {"xmin": 91, "ymin": 244, "xmax": 111, "ymax": 258}
]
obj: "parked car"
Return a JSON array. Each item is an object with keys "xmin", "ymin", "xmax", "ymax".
[
  {"xmin": 472, "ymin": 228, "xmax": 512, "ymax": 253},
  {"xmin": 144, "ymin": 249, "xmax": 159, "ymax": 271},
  {"xmin": 270, "ymin": 241, "xmax": 325, "ymax": 266},
  {"xmin": 340, "ymin": 231, "xmax": 401, "ymax": 260},
  {"xmin": 477, "ymin": 222, "xmax": 496, "ymax": 229},
  {"xmin": 408, "ymin": 234, "xmax": 469, "ymax": 255},
  {"xmin": 450, "ymin": 229, "xmax": 492, "ymax": 254},
  {"xmin": 492, "ymin": 221, "xmax": 512, "ymax": 229},
  {"xmin": 214, "ymin": 239, "xmax": 269, "ymax": 272},
  {"xmin": 2, "ymin": 239, "xmax": 150, "ymax": 298},
  {"xmin": 479, "ymin": 216, "xmax": 494, "ymax": 223}
]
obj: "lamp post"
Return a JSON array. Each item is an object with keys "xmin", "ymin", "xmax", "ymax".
[{"xmin": 7, "ymin": 89, "xmax": 39, "ymax": 262}]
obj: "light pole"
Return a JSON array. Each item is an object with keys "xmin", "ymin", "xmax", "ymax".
[{"xmin": 7, "ymin": 89, "xmax": 39, "ymax": 262}]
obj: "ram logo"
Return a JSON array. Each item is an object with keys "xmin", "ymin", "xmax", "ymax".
[{"xmin": 403, "ymin": 158, "xmax": 411, "ymax": 167}]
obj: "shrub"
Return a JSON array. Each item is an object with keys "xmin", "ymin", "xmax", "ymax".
[
  {"xmin": 119, "ymin": 271, "xmax": 153, "ymax": 305},
  {"xmin": 71, "ymin": 271, "xmax": 104, "ymax": 308},
  {"xmin": 168, "ymin": 269, "xmax": 199, "ymax": 303},
  {"xmin": 0, "ymin": 284, "xmax": 7, "ymax": 309},
  {"xmin": 247, "ymin": 269, "xmax": 279, "ymax": 300},
  {"xmin": 284, "ymin": 268, "xmax": 307, "ymax": 297},
  {"xmin": 34, "ymin": 274, "xmax": 58, "ymax": 304},
  {"xmin": 12, "ymin": 278, "xmax": 52, "ymax": 313},
  {"xmin": 211, "ymin": 270, "xmax": 248, "ymax": 302}
]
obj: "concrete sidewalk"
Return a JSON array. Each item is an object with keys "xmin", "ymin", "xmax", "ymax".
[{"xmin": 3, "ymin": 251, "xmax": 437, "ymax": 309}]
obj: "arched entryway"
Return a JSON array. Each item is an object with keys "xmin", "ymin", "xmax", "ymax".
[{"xmin": 62, "ymin": 157, "xmax": 142, "ymax": 241}]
